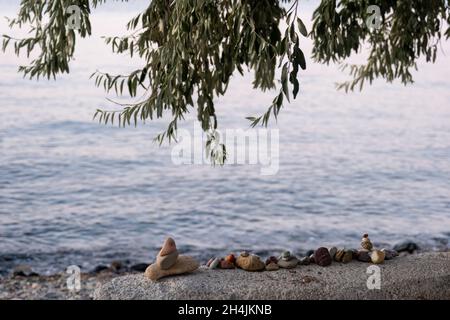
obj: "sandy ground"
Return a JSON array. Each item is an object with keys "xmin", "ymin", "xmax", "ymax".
[{"xmin": 94, "ymin": 252, "xmax": 450, "ymax": 300}]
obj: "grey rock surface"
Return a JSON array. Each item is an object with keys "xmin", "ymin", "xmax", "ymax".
[{"xmin": 94, "ymin": 252, "xmax": 450, "ymax": 300}]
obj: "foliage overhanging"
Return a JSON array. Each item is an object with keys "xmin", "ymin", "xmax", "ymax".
[{"xmin": 3, "ymin": 0, "xmax": 450, "ymax": 163}]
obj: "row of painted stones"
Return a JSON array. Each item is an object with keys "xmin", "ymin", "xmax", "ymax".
[
  {"xmin": 145, "ymin": 234, "xmax": 399, "ymax": 280},
  {"xmin": 206, "ymin": 234, "xmax": 398, "ymax": 271}
]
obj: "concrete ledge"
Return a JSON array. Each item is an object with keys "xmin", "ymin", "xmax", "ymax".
[{"xmin": 94, "ymin": 252, "xmax": 450, "ymax": 300}]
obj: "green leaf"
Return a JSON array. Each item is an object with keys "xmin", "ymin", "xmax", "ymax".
[
  {"xmin": 290, "ymin": 71, "xmax": 300, "ymax": 99},
  {"xmin": 139, "ymin": 68, "xmax": 147, "ymax": 83},
  {"xmin": 297, "ymin": 17, "xmax": 308, "ymax": 37},
  {"xmin": 295, "ymin": 48, "xmax": 307, "ymax": 70},
  {"xmin": 6, "ymin": 0, "xmax": 445, "ymax": 167},
  {"xmin": 281, "ymin": 63, "xmax": 290, "ymax": 102}
]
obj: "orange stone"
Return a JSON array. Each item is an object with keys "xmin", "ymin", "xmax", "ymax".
[{"xmin": 225, "ymin": 254, "xmax": 236, "ymax": 264}]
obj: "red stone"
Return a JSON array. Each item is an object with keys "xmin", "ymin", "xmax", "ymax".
[
  {"xmin": 225, "ymin": 254, "xmax": 236, "ymax": 264},
  {"xmin": 220, "ymin": 260, "xmax": 235, "ymax": 269}
]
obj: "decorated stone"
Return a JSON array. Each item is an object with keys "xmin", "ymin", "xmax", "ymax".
[
  {"xmin": 236, "ymin": 254, "xmax": 265, "ymax": 271},
  {"xmin": 219, "ymin": 259, "xmax": 235, "ymax": 269},
  {"xmin": 334, "ymin": 249, "xmax": 345, "ymax": 262},
  {"xmin": 361, "ymin": 234, "xmax": 373, "ymax": 251},
  {"xmin": 370, "ymin": 250, "xmax": 385, "ymax": 264},
  {"xmin": 314, "ymin": 247, "xmax": 332, "ymax": 267},
  {"xmin": 342, "ymin": 250, "xmax": 353, "ymax": 264},
  {"xmin": 209, "ymin": 258, "xmax": 220, "ymax": 269},
  {"xmin": 206, "ymin": 258, "xmax": 214, "ymax": 267},
  {"xmin": 225, "ymin": 254, "xmax": 236, "ymax": 264}
]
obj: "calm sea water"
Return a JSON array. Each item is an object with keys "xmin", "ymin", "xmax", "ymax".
[{"xmin": 1, "ymin": 2, "xmax": 450, "ymax": 275}]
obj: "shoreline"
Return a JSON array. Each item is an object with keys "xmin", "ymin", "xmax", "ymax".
[
  {"xmin": 0, "ymin": 266, "xmax": 145, "ymax": 300},
  {"xmin": 1, "ymin": 249, "xmax": 448, "ymax": 300},
  {"xmin": 2, "ymin": 238, "xmax": 447, "ymax": 277}
]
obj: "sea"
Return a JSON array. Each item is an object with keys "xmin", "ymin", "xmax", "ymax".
[{"xmin": 1, "ymin": 1, "xmax": 449, "ymax": 275}]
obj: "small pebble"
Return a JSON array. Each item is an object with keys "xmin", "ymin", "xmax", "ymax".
[
  {"xmin": 209, "ymin": 258, "xmax": 220, "ymax": 269},
  {"xmin": 236, "ymin": 254, "xmax": 265, "ymax": 271},
  {"xmin": 265, "ymin": 262, "xmax": 279, "ymax": 271},
  {"xmin": 328, "ymin": 247, "xmax": 337, "ymax": 259},
  {"xmin": 130, "ymin": 263, "xmax": 149, "ymax": 272},
  {"xmin": 357, "ymin": 249, "xmax": 371, "ymax": 262},
  {"xmin": 13, "ymin": 265, "xmax": 39, "ymax": 277},
  {"xmin": 278, "ymin": 257, "xmax": 299, "ymax": 269},
  {"xmin": 299, "ymin": 256, "xmax": 310, "ymax": 266},
  {"xmin": 240, "ymin": 251, "xmax": 250, "ymax": 257},
  {"xmin": 265, "ymin": 256, "xmax": 278, "ymax": 265},
  {"xmin": 91, "ymin": 265, "xmax": 109, "ymax": 274},
  {"xmin": 342, "ymin": 250, "xmax": 353, "ymax": 264},
  {"xmin": 219, "ymin": 259, "xmax": 235, "ymax": 269},
  {"xmin": 335, "ymin": 249, "xmax": 345, "ymax": 262},
  {"xmin": 370, "ymin": 250, "xmax": 385, "ymax": 264},
  {"xmin": 381, "ymin": 248, "xmax": 398, "ymax": 260},
  {"xmin": 281, "ymin": 251, "xmax": 291, "ymax": 261},
  {"xmin": 393, "ymin": 241, "xmax": 418, "ymax": 254},
  {"xmin": 110, "ymin": 260, "xmax": 124, "ymax": 272},
  {"xmin": 314, "ymin": 247, "xmax": 332, "ymax": 267},
  {"xmin": 361, "ymin": 234, "xmax": 373, "ymax": 250},
  {"xmin": 225, "ymin": 254, "xmax": 236, "ymax": 264}
]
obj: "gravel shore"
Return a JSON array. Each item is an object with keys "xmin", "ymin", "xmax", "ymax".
[{"xmin": 0, "ymin": 270, "xmax": 126, "ymax": 300}]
